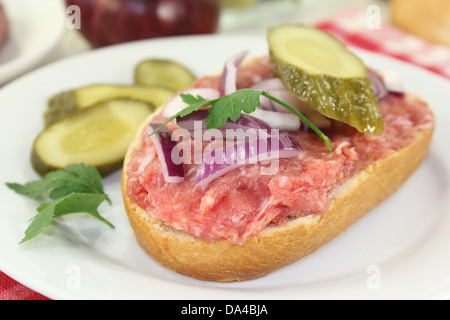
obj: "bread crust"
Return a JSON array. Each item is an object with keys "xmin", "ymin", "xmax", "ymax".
[
  {"xmin": 121, "ymin": 96, "xmax": 434, "ymax": 282},
  {"xmin": 391, "ymin": 0, "xmax": 450, "ymax": 47}
]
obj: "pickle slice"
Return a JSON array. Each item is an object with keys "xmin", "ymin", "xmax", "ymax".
[
  {"xmin": 268, "ymin": 24, "xmax": 383, "ymax": 134},
  {"xmin": 134, "ymin": 59, "xmax": 196, "ymax": 92},
  {"xmin": 45, "ymin": 84, "xmax": 173, "ymax": 126},
  {"xmin": 32, "ymin": 99, "xmax": 155, "ymax": 176}
]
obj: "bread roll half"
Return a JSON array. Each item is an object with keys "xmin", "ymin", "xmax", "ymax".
[{"xmin": 121, "ymin": 93, "xmax": 434, "ymax": 282}]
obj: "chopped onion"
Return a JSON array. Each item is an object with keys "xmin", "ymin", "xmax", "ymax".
[
  {"xmin": 381, "ymin": 68, "xmax": 405, "ymax": 96},
  {"xmin": 220, "ymin": 50, "xmax": 249, "ymax": 96},
  {"xmin": 250, "ymin": 78, "xmax": 287, "ymax": 91},
  {"xmin": 251, "ymin": 78, "xmax": 296, "ymax": 112},
  {"xmin": 262, "ymin": 89, "xmax": 306, "ymax": 112},
  {"xmin": 195, "ymin": 135, "xmax": 303, "ymax": 186},
  {"xmin": 162, "ymin": 88, "xmax": 220, "ymax": 118},
  {"xmin": 176, "ymin": 109, "xmax": 272, "ymax": 137},
  {"xmin": 250, "ymin": 78, "xmax": 331, "ymax": 130},
  {"xmin": 368, "ymin": 70, "xmax": 388, "ymax": 100},
  {"xmin": 147, "ymin": 123, "xmax": 184, "ymax": 183},
  {"xmin": 250, "ymin": 108, "xmax": 301, "ymax": 132}
]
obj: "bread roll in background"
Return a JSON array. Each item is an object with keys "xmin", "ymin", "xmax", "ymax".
[{"xmin": 391, "ymin": 0, "xmax": 450, "ymax": 47}]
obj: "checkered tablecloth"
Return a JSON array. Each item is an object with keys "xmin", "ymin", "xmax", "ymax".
[
  {"xmin": 315, "ymin": 6, "xmax": 450, "ymax": 80},
  {"xmin": 0, "ymin": 271, "xmax": 49, "ymax": 300}
]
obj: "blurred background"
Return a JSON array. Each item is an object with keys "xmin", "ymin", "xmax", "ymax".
[{"xmin": 1, "ymin": 0, "xmax": 450, "ymax": 86}]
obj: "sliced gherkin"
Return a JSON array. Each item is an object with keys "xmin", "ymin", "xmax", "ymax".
[
  {"xmin": 134, "ymin": 59, "xmax": 196, "ymax": 92},
  {"xmin": 45, "ymin": 84, "xmax": 173, "ymax": 127},
  {"xmin": 268, "ymin": 24, "xmax": 384, "ymax": 134},
  {"xmin": 32, "ymin": 99, "xmax": 155, "ymax": 177}
]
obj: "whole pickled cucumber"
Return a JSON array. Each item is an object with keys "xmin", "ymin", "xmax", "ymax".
[{"xmin": 268, "ymin": 24, "xmax": 384, "ymax": 134}]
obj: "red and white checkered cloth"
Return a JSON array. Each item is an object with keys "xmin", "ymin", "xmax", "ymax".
[
  {"xmin": 0, "ymin": 271, "xmax": 49, "ymax": 300},
  {"xmin": 315, "ymin": 6, "xmax": 450, "ymax": 80}
]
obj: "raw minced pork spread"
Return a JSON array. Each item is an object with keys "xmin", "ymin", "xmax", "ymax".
[{"xmin": 126, "ymin": 56, "xmax": 435, "ymax": 244}]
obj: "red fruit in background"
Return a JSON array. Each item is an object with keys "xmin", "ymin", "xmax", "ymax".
[
  {"xmin": 0, "ymin": 2, "xmax": 8, "ymax": 49},
  {"xmin": 66, "ymin": 0, "xmax": 220, "ymax": 48}
]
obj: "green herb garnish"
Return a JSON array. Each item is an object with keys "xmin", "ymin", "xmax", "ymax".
[
  {"xmin": 5, "ymin": 163, "xmax": 114, "ymax": 243},
  {"xmin": 150, "ymin": 89, "xmax": 333, "ymax": 152}
]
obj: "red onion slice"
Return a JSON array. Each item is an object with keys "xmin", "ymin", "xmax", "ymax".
[
  {"xmin": 220, "ymin": 50, "xmax": 249, "ymax": 96},
  {"xmin": 147, "ymin": 123, "xmax": 184, "ymax": 183},
  {"xmin": 251, "ymin": 78, "xmax": 295, "ymax": 112},
  {"xmin": 250, "ymin": 78, "xmax": 287, "ymax": 91},
  {"xmin": 263, "ymin": 89, "xmax": 307, "ymax": 113},
  {"xmin": 250, "ymin": 108, "xmax": 301, "ymax": 132},
  {"xmin": 368, "ymin": 70, "xmax": 388, "ymax": 100},
  {"xmin": 162, "ymin": 88, "xmax": 220, "ymax": 118},
  {"xmin": 195, "ymin": 135, "xmax": 303, "ymax": 186},
  {"xmin": 176, "ymin": 109, "xmax": 272, "ymax": 135},
  {"xmin": 381, "ymin": 68, "xmax": 405, "ymax": 97}
]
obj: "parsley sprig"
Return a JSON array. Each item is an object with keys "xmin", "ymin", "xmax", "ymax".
[
  {"xmin": 150, "ymin": 89, "xmax": 333, "ymax": 152},
  {"xmin": 6, "ymin": 163, "xmax": 114, "ymax": 243}
]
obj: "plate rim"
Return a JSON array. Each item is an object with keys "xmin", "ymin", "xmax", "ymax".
[{"xmin": 0, "ymin": 0, "xmax": 67, "ymax": 85}]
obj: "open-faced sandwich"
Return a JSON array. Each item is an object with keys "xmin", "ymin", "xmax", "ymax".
[{"xmin": 122, "ymin": 24, "xmax": 435, "ymax": 282}]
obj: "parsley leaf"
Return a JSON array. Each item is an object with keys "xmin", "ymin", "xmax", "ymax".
[
  {"xmin": 179, "ymin": 93, "xmax": 209, "ymax": 114},
  {"xmin": 20, "ymin": 193, "xmax": 111, "ymax": 244},
  {"xmin": 5, "ymin": 163, "xmax": 114, "ymax": 243},
  {"xmin": 6, "ymin": 163, "xmax": 110, "ymax": 202},
  {"xmin": 205, "ymin": 89, "xmax": 261, "ymax": 129}
]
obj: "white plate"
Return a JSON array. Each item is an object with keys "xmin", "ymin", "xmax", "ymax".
[
  {"xmin": 0, "ymin": 0, "xmax": 66, "ymax": 86},
  {"xmin": 0, "ymin": 34, "xmax": 449, "ymax": 300}
]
